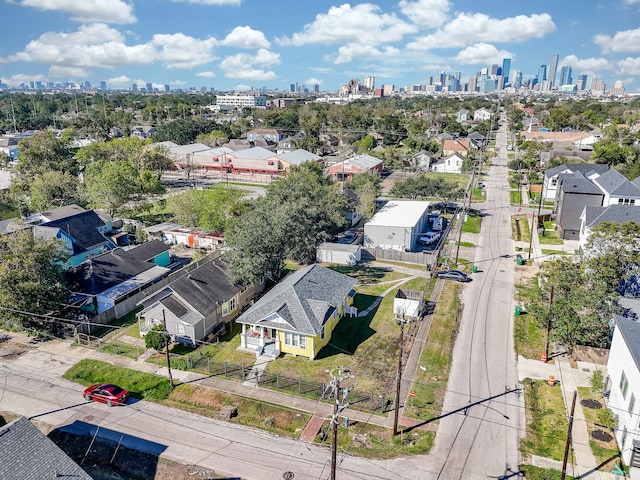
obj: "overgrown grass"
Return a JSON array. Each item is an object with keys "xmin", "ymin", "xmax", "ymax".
[
  {"xmin": 520, "ymin": 379, "xmax": 569, "ymax": 461},
  {"xmin": 510, "ymin": 190, "xmax": 523, "ymax": 205},
  {"xmin": 519, "ymin": 465, "xmax": 571, "ymax": 479},
  {"xmin": 541, "ymin": 249, "xmax": 569, "ymax": 255},
  {"xmin": 98, "ymin": 341, "xmax": 141, "ymax": 360},
  {"xmin": 405, "ymin": 282, "xmax": 460, "ymax": 421},
  {"xmin": 63, "ymin": 359, "xmax": 171, "ymax": 401},
  {"xmin": 314, "ymin": 417, "xmax": 435, "ymax": 459},
  {"xmin": 512, "ymin": 216, "xmax": 531, "ymax": 243},
  {"xmin": 514, "ymin": 277, "xmax": 546, "ymax": 359}
]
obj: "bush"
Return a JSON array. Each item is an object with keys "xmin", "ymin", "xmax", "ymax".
[
  {"xmin": 597, "ymin": 407, "xmax": 617, "ymax": 430},
  {"xmin": 144, "ymin": 324, "xmax": 167, "ymax": 351},
  {"xmin": 590, "ymin": 369, "xmax": 604, "ymax": 392}
]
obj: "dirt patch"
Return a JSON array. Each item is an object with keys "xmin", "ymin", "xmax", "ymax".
[
  {"xmin": 0, "ymin": 340, "xmax": 31, "ymax": 359},
  {"xmin": 580, "ymin": 398, "xmax": 602, "ymax": 409},
  {"xmin": 591, "ymin": 429, "xmax": 613, "ymax": 443}
]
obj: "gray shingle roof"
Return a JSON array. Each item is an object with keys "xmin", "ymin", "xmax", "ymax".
[
  {"xmin": 235, "ymin": 264, "xmax": 357, "ymax": 335},
  {"xmin": 0, "ymin": 417, "xmax": 93, "ymax": 480},
  {"xmin": 585, "ymin": 205, "xmax": 640, "ymax": 227},
  {"xmin": 121, "ymin": 240, "xmax": 169, "ymax": 262},
  {"xmin": 39, "ymin": 210, "xmax": 110, "ymax": 255},
  {"xmin": 544, "ymin": 163, "xmax": 609, "ymax": 180},
  {"xmin": 558, "ymin": 173, "xmax": 602, "ymax": 194},
  {"xmin": 592, "ymin": 169, "xmax": 640, "ymax": 197},
  {"xmin": 615, "ymin": 310, "xmax": 640, "ymax": 372}
]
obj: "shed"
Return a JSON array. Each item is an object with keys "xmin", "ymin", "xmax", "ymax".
[
  {"xmin": 393, "ymin": 289, "xmax": 424, "ymax": 321},
  {"xmin": 316, "ymin": 242, "xmax": 361, "ymax": 266},
  {"xmin": 364, "ymin": 200, "xmax": 430, "ymax": 251}
]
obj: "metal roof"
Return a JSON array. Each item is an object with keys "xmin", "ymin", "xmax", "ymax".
[{"xmin": 366, "ymin": 200, "xmax": 430, "ymax": 228}]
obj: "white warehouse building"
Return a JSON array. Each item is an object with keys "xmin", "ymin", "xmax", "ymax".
[{"xmin": 364, "ymin": 200, "xmax": 430, "ymax": 252}]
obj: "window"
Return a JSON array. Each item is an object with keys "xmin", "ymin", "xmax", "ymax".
[
  {"xmin": 630, "ymin": 394, "xmax": 636, "ymax": 414},
  {"xmin": 284, "ymin": 332, "xmax": 306, "ymax": 349},
  {"xmin": 177, "ymin": 323, "xmax": 185, "ymax": 335},
  {"xmin": 229, "ymin": 297, "xmax": 237, "ymax": 312},
  {"xmin": 620, "ymin": 371, "xmax": 630, "ymax": 399},
  {"xmin": 321, "ymin": 325, "xmax": 326, "ymax": 340},
  {"xmin": 622, "ymin": 426, "xmax": 628, "ymax": 449}
]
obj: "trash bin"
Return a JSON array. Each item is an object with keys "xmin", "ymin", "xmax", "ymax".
[
  {"xmin": 516, "ymin": 254, "xmax": 524, "ymax": 265},
  {"xmin": 472, "ymin": 265, "xmax": 478, "ymax": 273},
  {"xmin": 515, "ymin": 306, "xmax": 522, "ymax": 316}
]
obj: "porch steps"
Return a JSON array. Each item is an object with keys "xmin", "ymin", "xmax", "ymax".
[{"xmin": 300, "ymin": 413, "xmax": 327, "ymax": 442}]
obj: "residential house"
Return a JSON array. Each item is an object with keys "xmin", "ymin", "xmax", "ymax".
[
  {"xmin": 554, "ymin": 172, "xmax": 605, "ymax": 240},
  {"xmin": 0, "ymin": 135, "xmax": 19, "ymax": 160},
  {"xmin": 473, "ymin": 108, "xmax": 492, "ymax": 121},
  {"xmin": 456, "ymin": 109, "xmax": 470, "ymax": 123},
  {"xmin": 0, "ymin": 417, "xmax": 93, "ymax": 480},
  {"xmin": 442, "ymin": 139, "xmax": 471, "ymax": 158},
  {"xmin": 27, "ymin": 205, "xmax": 117, "ymax": 268},
  {"xmin": 131, "ymin": 125, "xmax": 157, "ymax": 139},
  {"xmin": 246, "ymin": 128, "xmax": 282, "ymax": 143},
  {"xmin": 605, "ymin": 300, "xmax": 640, "ymax": 475},
  {"xmin": 236, "ymin": 264, "xmax": 357, "ymax": 360},
  {"xmin": 542, "ymin": 164, "xmax": 609, "ymax": 202},
  {"xmin": 66, "ymin": 242, "xmax": 171, "ymax": 316},
  {"xmin": 430, "ymin": 153, "xmax": 465, "ymax": 173},
  {"xmin": 591, "ymin": 169, "xmax": 640, "ymax": 207},
  {"xmin": 467, "ymin": 131, "xmax": 487, "ymax": 148},
  {"xmin": 138, "ymin": 256, "xmax": 261, "ymax": 346},
  {"xmin": 326, "ymin": 154, "xmax": 383, "ymax": 181},
  {"xmin": 412, "ymin": 150, "xmax": 433, "ymax": 171},
  {"xmin": 276, "ymin": 136, "xmax": 296, "ymax": 155},
  {"xmin": 579, "ymin": 205, "xmax": 640, "ymax": 252},
  {"xmin": 364, "ymin": 200, "xmax": 430, "ymax": 251}
]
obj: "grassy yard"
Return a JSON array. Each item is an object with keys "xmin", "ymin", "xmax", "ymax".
[
  {"xmin": 514, "ymin": 276, "xmax": 547, "ymax": 360},
  {"xmin": 457, "ymin": 241, "xmax": 475, "ymax": 248},
  {"xmin": 519, "ymin": 465, "xmax": 571, "ymax": 479},
  {"xmin": 539, "ymin": 222, "xmax": 565, "ymax": 246},
  {"xmin": 512, "ymin": 215, "xmax": 531, "ymax": 243},
  {"xmin": 405, "ymin": 282, "xmax": 460, "ymax": 421},
  {"xmin": 510, "ymin": 190, "xmax": 523, "ymax": 205},
  {"xmin": 576, "ymin": 386, "xmax": 624, "ymax": 473},
  {"xmin": 461, "ymin": 215, "xmax": 481, "ymax": 234},
  {"xmin": 520, "ymin": 379, "xmax": 569, "ymax": 462},
  {"xmin": 63, "ymin": 359, "xmax": 310, "ymax": 439},
  {"xmin": 472, "ymin": 187, "xmax": 485, "ymax": 201}
]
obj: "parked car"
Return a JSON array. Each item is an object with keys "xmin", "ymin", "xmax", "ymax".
[
  {"xmin": 436, "ymin": 269, "xmax": 471, "ymax": 282},
  {"xmin": 431, "ymin": 216, "xmax": 444, "ymax": 231},
  {"xmin": 83, "ymin": 383, "xmax": 129, "ymax": 407},
  {"xmin": 419, "ymin": 231, "xmax": 441, "ymax": 245}
]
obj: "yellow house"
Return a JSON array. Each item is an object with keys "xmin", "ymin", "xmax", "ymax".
[{"xmin": 236, "ymin": 264, "xmax": 357, "ymax": 360}]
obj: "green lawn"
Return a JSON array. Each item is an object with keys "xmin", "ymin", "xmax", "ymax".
[
  {"xmin": 514, "ymin": 277, "xmax": 547, "ymax": 359},
  {"xmin": 461, "ymin": 215, "xmax": 481, "ymax": 234},
  {"xmin": 512, "ymin": 216, "xmax": 531, "ymax": 243},
  {"xmin": 520, "ymin": 379, "xmax": 568, "ymax": 461},
  {"xmin": 510, "ymin": 190, "xmax": 523, "ymax": 205}
]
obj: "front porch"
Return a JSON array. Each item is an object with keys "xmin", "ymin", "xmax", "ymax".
[{"xmin": 239, "ymin": 324, "xmax": 280, "ymax": 358}]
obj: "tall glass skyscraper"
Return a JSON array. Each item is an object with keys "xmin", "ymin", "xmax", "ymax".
[
  {"xmin": 548, "ymin": 54, "xmax": 559, "ymax": 87},
  {"xmin": 501, "ymin": 58, "xmax": 511, "ymax": 83}
]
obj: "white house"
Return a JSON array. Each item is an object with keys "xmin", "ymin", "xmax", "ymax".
[
  {"xmin": 430, "ymin": 153, "xmax": 465, "ymax": 173},
  {"xmin": 605, "ymin": 300, "xmax": 640, "ymax": 476},
  {"xmin": 591, "ymin": 170, "xmax": 640, "ymax": 207},
  {"xmin": 456, "ymin": 109, "xmax": 470, "ymax": 123},
  {"xmin": 579, "ymin": 205, "xmax": 640, "ymax": 252},
  {"xmin": 542, "ymin": 164, "xmax": 609, "ymax": 201},
  {"xmin": 473, "ymin": 108, "xmax": 492, "ymax": 121}
]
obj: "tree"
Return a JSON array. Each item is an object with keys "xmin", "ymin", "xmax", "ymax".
[
  {"xmin": 344, "ymin": 171, "xmax": 381, "ymax": 221},
  {"xmin": 0, "ymin": 229, "xmax": 69, "ymax": 332},
  {"xmin": 29, "ymin": 171, "xmax": 84, "ymax": 212},
  {"xmin": 144, "ymin": 324, "xmax": 168, "ymax": 351},
  {"xmin": 84, "ymin": 160, "xmax": 165, "ymax": 216},
  {"xmin": 390, "ymin": 174, "xmax": 465, "ymax": 203}
]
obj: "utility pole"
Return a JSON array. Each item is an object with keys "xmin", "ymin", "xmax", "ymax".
[
  {"xmin": 561, "ymin": 390, "xmax": 577, "ymax": 480},
  {"xmin": 393, "ymin": 319, "xmax": 407, "ymax": 436},
  {"xmin": 161, "ymin": 309, "xmax": 174, "ymax": 390},
  {"xmin": 455, "ymin": 159, "xmax": 477, "ymax": 263},
  {"xmin": 327, "ymin": 368, "xmax": 351, "ymax": 480},
  {"xmin": 543, "ymin": 285, "xmax": 554, "ymax": 363},
  {"xmin": 528, "ymin": 183, "xmax": 544, "ymax": 260}
]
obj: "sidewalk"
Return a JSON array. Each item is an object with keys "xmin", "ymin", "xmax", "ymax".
[{"xmin": 517, "ymin": 354, "xmax": 617, "ymax": 479}]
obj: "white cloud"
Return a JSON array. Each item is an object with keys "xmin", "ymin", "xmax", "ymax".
[
  {"xmin": 398, "ymin": 0, "xmax": 452, "ymax": 29},
  {"xmin": 335, "ymin": 44, "xmax": 401, "ymax": 64},
  {"xmin": 221, "ymin": 26, "xmax": 270, "ymax": 49},
  {"xmin": 454, "ymin": 43, "xmax": 514, "ymax": 65},
  {"xmin": 172, "ymin": 0, "xmax": 241, "ymax": 4},
  {"xmin": 594, "ymin": 28, "xmax": 640, "ymax": 53},
  {"xmin": 219, "ymin": 49, "xmax": 279, "ymax": 80},
  {"xmin": 277, "ymin": 4, "xmax": 416, "ymax": 47},
  {"xmin": 407, "ymin": 13, "xmax": 556, "ymax": 50},
  {"xmin": 149, "ymin": 33, "xmax": 217, "ymax": 68},
  {"xmin": 233, "ymin": 84, "xmax": 252, "ymax": 91},
  {"xmin": 4, "ymin": 24, "xmax": 219, "ymax": 73},
  {"xmin": 617, "ymin": 57, "xmax": 640, "ymax": 75},
  {"xmin": 4, "ymin": 73, "xmax": 47, "ymax": 87},
  {"xmin": 625, "ymin": 0, "xmax": 640, "ymax": 4},
  {"xmin": 561, "ymin": 54, "xmax": 611, "ymax": 72},
  {"xmin": 16, "ymin": 0, "xmax": 136, "ymax": 24},
  {"xmin": 49, "ymin": 65, "xmax": 89, "ymax": 78},
  {"xmin": 106, "ymin": 75, "xmax": 133, "ymax": 88},
  {"xmin": 305, "ymin": 77, "xmax": 322, "ymax": 86},
  {"xmin": 196, "ymin": 71, "xmax": 216, "ymax": 77}
]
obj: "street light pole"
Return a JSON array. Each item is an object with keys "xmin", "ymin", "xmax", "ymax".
[{"xmin": 162, "ymin": 309, "xmax": 174, "ymax": 390}]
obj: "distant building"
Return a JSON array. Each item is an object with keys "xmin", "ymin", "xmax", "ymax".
[{"xmin": 216, "ymin": 95, "xmax": 267, "ymax": 109}]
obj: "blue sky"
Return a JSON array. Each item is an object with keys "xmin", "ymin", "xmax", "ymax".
[{"xmin": 1, "ymin": 0, "xmax": 640, "ymax": 92}]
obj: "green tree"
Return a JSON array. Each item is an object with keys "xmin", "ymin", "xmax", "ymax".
[
  {"xmin": 144, "ymin": 324, "xmax": 168, "ymax": 351},
  {"xmin": 390, "ymin": 174, "xmax": 465, "ymax": 203},
  {"xmin": 0, "ymin": 229, "xmax": 69, "ymax": 332},
  {"xmin": 344, "ymin": 171, "xmax": 381, "ymax": 221},
  {"xmin": 29, "ymin": 171, "xmax": 84, "ymax": 212}
]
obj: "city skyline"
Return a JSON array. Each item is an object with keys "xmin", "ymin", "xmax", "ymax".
[{"xmin": 1, "ymin": 0, "xmax": 639, "ymax": 92}]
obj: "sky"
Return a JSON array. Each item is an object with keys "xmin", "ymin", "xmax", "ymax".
[{"xmin": 1, "ymin": 0, "xmax": 640, "ymax": 93}]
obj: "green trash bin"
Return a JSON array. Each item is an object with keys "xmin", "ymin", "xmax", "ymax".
[
  {"xmin": 515, "ymin": 306, "xmax": 522, "ymax": 316},
  {"xmin": 516, "ymin": 254, "xmax": 524, "ymax": 265},
  {"xmin": 472, "ymin": 265, "xmax": 478, "ymax": 273}
]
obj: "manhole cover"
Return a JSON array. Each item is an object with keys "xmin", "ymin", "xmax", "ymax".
[
  {"xmin": 591, "ymin": 429, "xmax": 613, "ymax": 442},
  {"xmin": 580, "ymin": 399, "xmax": 602, "ymax": 409},
  {"xmin": 283, "ymin": 472, "xmax": 294, "ymax": 480}
]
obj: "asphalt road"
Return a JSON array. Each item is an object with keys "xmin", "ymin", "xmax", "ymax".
[{"xmin": 1, "ymin": 121, "xmax": 523, "ymax": 480}]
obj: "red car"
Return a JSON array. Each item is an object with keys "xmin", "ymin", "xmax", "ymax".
[{"xmin": 83, "ymin": 383, "xmax": 129, "ymax": 407}]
